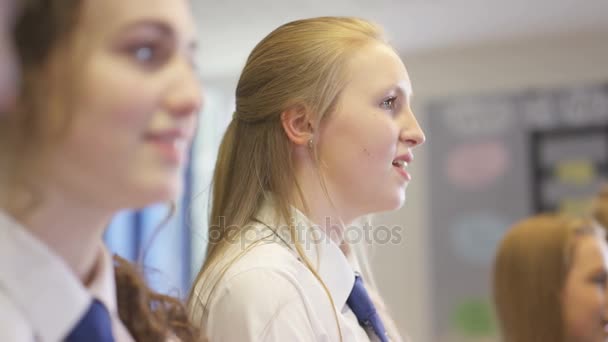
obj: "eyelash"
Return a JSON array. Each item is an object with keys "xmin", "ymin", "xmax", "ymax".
[{"xmin": 380, "ymin": 96, "xmax": 398, "ymax": 111}]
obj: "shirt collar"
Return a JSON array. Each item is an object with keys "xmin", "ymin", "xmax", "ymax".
[
  {"xmin": 0, "ymin": 210, "xmax": 116, "ymax": 341},
  {"xmin": 89, "ymin": 242, "xmax": 119, "ymax": 317},
  {"xmin": 255, "ymin": 198, "xmax": 356, "ymax": 310}
]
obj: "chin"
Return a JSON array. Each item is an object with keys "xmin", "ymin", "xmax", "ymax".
[
  {"xmin": 389, "ymin": 194, "xmax": 406, "ymax": 211},
  {"xmin": 151, "ymin": 182, "xmax": 183, "ymax": 203},
  {"xmin": 368, "ymin": 192, "xmax": 406, "ymax": 214},
  {"xmin": 387, "ymin": 186, "xmax": 407, "ymax": 208},
  {"xmin": 124, "ymin": 181, "xmax": 183, "ymax": 210}
]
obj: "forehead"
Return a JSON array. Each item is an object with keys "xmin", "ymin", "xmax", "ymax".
[
  {"xmin": 343, "ymin": 42, "xmax": 411, "ymax": 96},
  {"xmin": 79, "ymin": 0, "xmax": 196, "ymax": 39},
  {"xmin": 571, "ymin": 235, "xmax": 608, "ymax": 271}
]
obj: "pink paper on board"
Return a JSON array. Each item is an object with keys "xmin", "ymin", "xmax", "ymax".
[{"xmin": 446, "ymin": 141, "xmax": 508, "ymax": 190}]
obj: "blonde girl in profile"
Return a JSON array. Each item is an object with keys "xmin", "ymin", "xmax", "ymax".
[{"xmin": 188, "ymin": 16, "xmax": 425, "ymax": 342}]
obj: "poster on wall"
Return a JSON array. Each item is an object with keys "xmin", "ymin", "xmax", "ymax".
[
  {"xmin": 531, "ymin": 125, "xmax": 608, "ymax": 215},
  {"xmin": 425, "ymin": 82, "xmax": 608, "ymax": 342}
]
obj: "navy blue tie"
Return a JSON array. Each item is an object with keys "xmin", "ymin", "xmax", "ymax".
[
  {"xmin": 65, "ymin": 299, "xmax": 115, "ymax": 342},
  {"xmin": 347, "ymin": 274, "xmax": 389, "ymax": 342}
]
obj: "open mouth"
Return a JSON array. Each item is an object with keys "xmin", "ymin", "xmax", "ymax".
[
  {"xmin": 144, "ymin": 132, "xmax": 189, "ymax": 164},
  {"xmin": 392, "ymin": 159, "xmax": 407, "ymax": 170},
  {"xmin": 392, "ymin": 159, "xmax": 411, "ymax": 181}
]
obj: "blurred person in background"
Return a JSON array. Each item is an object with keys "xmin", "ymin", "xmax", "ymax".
[{"xmin": 494, "ymin": 214, "xmax": 608, "ymax": 342}]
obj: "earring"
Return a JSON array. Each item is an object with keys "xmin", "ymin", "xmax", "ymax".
[{"xmin": 308, "ymin": 138, "xmax": 314, "ymax": 149}]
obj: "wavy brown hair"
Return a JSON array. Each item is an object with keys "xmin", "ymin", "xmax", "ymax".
[{"xmin": 3, "ymin": 1, "xmax": 204, "ymax": 341}]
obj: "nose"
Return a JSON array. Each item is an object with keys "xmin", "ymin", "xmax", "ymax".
[
  {"xmin": 398, "ymin": 108, "xmax": 426, "ymax": 147},
  {"xmin": 164, "ymin": 60, "xmax": 204, "ymax": 118}
]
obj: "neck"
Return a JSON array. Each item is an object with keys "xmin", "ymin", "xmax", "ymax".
[
  {"xmin": 292, "ymin": 157, "xmax": 358, "ymax": 245},
  {"xmin": 3, "ymin": 182, "xmax": 113, "ymax": 284}
]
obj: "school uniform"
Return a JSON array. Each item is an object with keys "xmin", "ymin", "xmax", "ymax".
[
  {"xmin": 189, "ymin": 198, "xmax": 390, "ymax": 342},
  {"xmin": 0, "ymin": 210, "xmax": 134, "ymax": 342}
]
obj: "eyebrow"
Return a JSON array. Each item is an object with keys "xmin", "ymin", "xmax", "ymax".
[
  {"xmin": 380, "ymin": 81, "xmax": 412, "ymax": 100},
  {"xmin": 118, "ymin": 19, "xmax": 198, "ymax": 52},
  {"xmin": 119, "ymin": 19, "xmax": 172, "ymax": 36},
  {"xmin": 396, "ymin": 80, "xmax": 413, "ymax": 98}
]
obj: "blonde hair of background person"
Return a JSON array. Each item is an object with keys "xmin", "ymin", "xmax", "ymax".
[
  {"xmin": 0, "ymin": 0, "xmax": 205, "ymax": 340},
  {"xmin": 188, "ymin": 16, "xmax": 425, "ymax": 342},
  {"xmin": 493, "ymin": 214, "xmax": 608, "ymax": 342},
  {"xmin": 0, "ymin": 0, "xmax": 19, "ymax": 111}
]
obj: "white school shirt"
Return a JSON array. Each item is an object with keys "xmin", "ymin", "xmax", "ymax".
[
  {"xmin": 0, "ymin": 210, "xmax": 134, "ymax": 342},
  {"xmin": 189, "ymin": 200, "xmax": 381, "ymax": 342}
]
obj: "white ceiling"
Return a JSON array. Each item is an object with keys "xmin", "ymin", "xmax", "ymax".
[{"xmin": 192, "ymin": 0, "xmax": 608, "ymax": 78}]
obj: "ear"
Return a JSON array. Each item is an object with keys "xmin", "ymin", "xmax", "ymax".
[{"xmin": 280, "ymin": 104, "xmax": 314, "ymax": 146}]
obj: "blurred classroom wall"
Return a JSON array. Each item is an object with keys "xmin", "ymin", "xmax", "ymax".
[{"xmin": 372, "ymin": 29, "xmax": 608, "ymax": 342}]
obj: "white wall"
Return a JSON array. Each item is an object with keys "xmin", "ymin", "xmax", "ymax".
[{"xmin": 372, "ymin": 29, "xmax": 608, "ymax": 342}]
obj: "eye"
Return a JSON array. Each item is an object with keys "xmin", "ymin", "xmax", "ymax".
[
  {"xmin": 127, "ymin": 41, "xmax": 171, "ymax": 68},
  {"xmin": 591, "ymin": 273, "xmax": 607, "ymax": 286},
  {"xmin": 380, "ymin": 96, "xmax": 398, "ymax": 111},
  {"xmin": 134, "ymin": 46, "xmax": 154, "ymax": 62}
]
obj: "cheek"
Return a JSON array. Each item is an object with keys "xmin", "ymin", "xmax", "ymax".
[
  {"xmin": 332, "ymin": 113, "xmax": 398, "ymax": 159},
  {"xmin": 63, "ymin": 74, "xmax": 159, "ymax": 176},
  {"xmin": 78, "ymin": 64, "xmax": 161, "ymax": 140},
  {"xmin": 84, "ymin": 92, "xmax": 151, "ymax": 129},
  {"xmin": 320, "ymin": 114, "xmax": 399, "ymax": 191},
  {"xmin": 70, "ymin": 100, "xmax": 146, "ymax": 160},
  {"xmin": 353, "ymin": 116, "xmax": 399, "ymax": 173},
  {"xmin": 85, "ymin": 60, "xmax": 158, "ymax": 121},
  {"xmin": 563, "ymin": 283, "xmax": 605, "ymax": 335}
]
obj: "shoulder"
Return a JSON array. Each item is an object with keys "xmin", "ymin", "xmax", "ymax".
[
  {"xmin": 189, "ymin": 242, "xmax": 334, "ymax": 341},
  {"xmin": 232, "ymin": 240, "xmax": 304, "ymax": 274},
  {"xmin": 204, "ymin": 267, "xmax": 322, "ymax": 342},
  {"xmin": 0, "ymin": 292, "xmax": 34, "ymax": 341},
  {"xmin": 212, "ymin": 240, "xmax": 330, "ymax": 301},
  {"xmin": 191, "ymin": 241, "xmax": 310, "ymax": 309},
  {"xmin": 213, "ymin": 266, "xmax": 305, "ymax": 312}
]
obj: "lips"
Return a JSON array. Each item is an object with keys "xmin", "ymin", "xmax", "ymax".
[
  {"xmin": 144, "ymin": 128, "xmax": 193, "ymax": 164},
  {"xmin": 392, "ymin": 152, "xmax": 413, "ymax": 181},
  {"xmin": 144, "ymin": 128, "xmax": 192, "ymax": 142}
]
